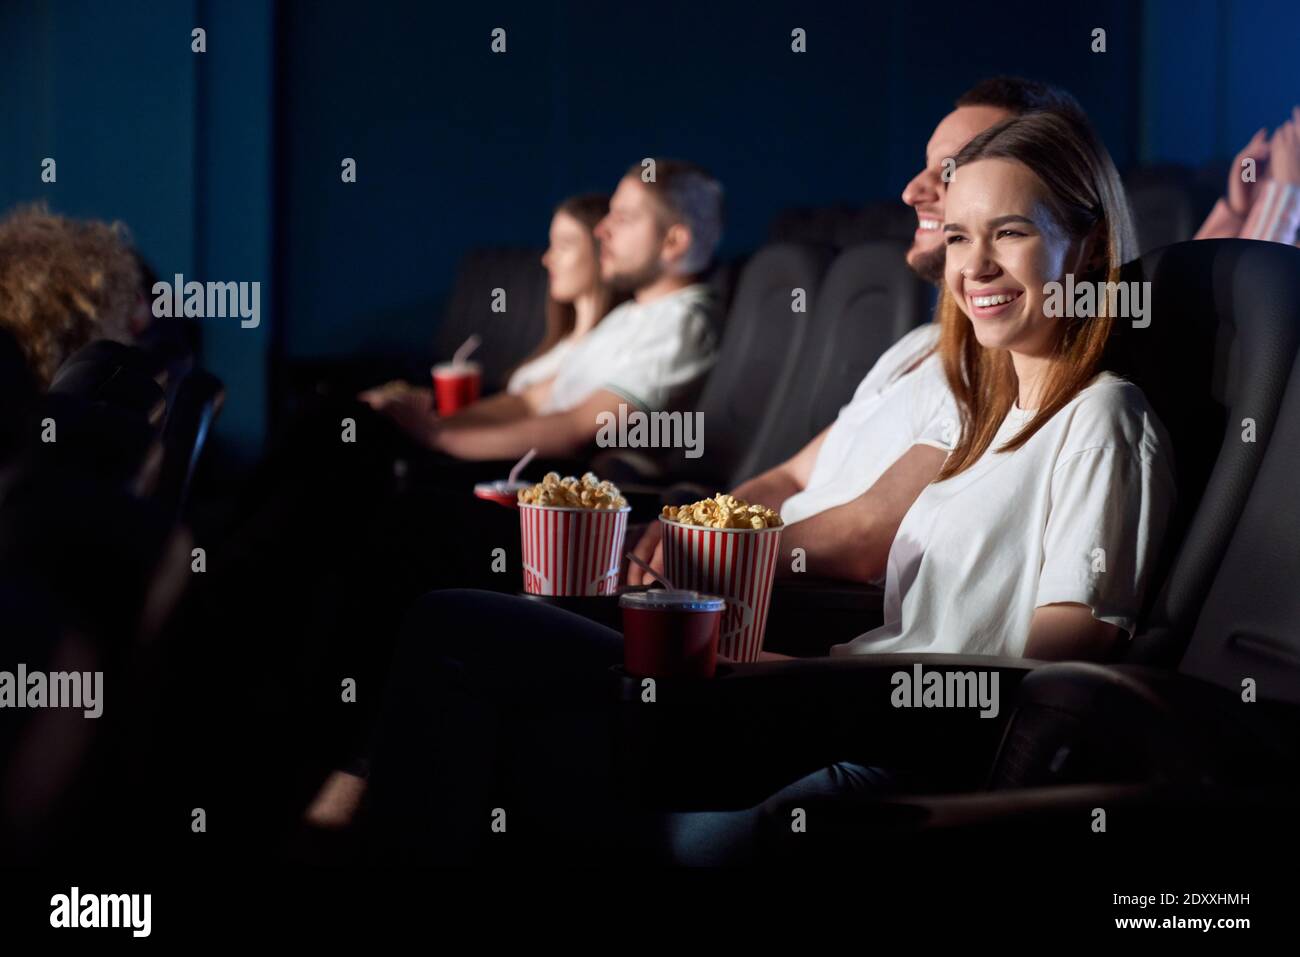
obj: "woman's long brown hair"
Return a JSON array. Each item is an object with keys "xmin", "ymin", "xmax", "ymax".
[
  {"xmin": 509, "ymin": 193, "xmax": 628, "ymax": 378},
  {"xmin": 935, "ymin": 111, "xmax": 1138, "ymax": 481}
]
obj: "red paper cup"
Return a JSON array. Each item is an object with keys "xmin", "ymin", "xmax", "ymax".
[
  {"xmin": 519, "ymin": 504, "xmax": 631, "ymax": 596},
  {"xmin": 620, "ymin": 590, "xmax": 725, "ymax": 679},
  {"xmin": 431, "ymin": 361, "xmax": 481, "ymax": 415},
  {"xmin": 473, "ymin": 479, "xmax": 531, "ymax": 508},
  {"xmin": 658, "ymin": 517, "xmax": 784, "ymax": 663}
]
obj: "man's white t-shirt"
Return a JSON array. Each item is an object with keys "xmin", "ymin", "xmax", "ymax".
[
  {"xmin": 506, "ymin": 338, "xmax": 574, "ymax": 395},
  {"xmin": 542, "ymin": 284, "xmax": 718, "ymax": 414},
  {"xmin": 830, "ymin": 372, "xmax": 1176, "ymax": 659},
  {"xmin": 781, "ymin": 324, "xmax": 958, "ymax": 538}
]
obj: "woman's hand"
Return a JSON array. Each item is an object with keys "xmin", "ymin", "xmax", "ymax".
[
  {"xmin": 358, "ymin": 382, "xmax": 441, "ymax": 448},
  {"xmin": 1268, "ymin": 109, "xmax": 1300, "ymax": 186},
  {"xmin": 626, "ymin": 521, "xmax": 665, "ymax": 587},
  {"xmin": 1226, "ymin": 127, "xmax": 1272, "ymax": 217},
  {"xmin": 358, "ymin": 380, "xmax": 434, "ymax": 412},
  {"xmin": 388, "ymin": 394, "xmax": 441, "ymax": 449}
]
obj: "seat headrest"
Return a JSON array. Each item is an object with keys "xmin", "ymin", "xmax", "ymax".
[
  {"xmin": 1117, "ymin": 240, "xmax": 1300, "ymax": 665},
  {"xmin": 49, "ymin": 340, "xmax": 166, "ymax": 421},
  {"xmin": 31, "ymin": 393, "xmax": 157, "ymax": 487}
]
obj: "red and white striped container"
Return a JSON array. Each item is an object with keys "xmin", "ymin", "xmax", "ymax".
[
  {"xmin": 519, "ymin": 504, "xmax": 631, "ymax": 596},
  {"xmin": 659, "ymin": 517, "xmax": 784, "ymax": 662}
]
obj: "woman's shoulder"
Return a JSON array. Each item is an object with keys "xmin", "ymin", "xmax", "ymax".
[
  {"xmin": 866, "ymin": 322, "xmax": 941, "ymax": 389},
  {"xmin": 1056, "ymin": 372, "xmax": 1172, "ymax": 464},
  {"xmin": 885, "ymin": 322, "xmax": 941, "ymax": 368}
]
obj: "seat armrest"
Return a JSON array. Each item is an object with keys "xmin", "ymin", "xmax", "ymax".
[
  {"xmin": 765, "ymin": 578, "xmax": 886, "ymax": 655},
  {"xmin": 611, "ymin": 654, "xmax": 1044, "ymax": 810}
]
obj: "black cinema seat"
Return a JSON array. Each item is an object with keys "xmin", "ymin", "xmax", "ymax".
[
  {"xmin": 39, "ymin": 340, "xmax": 170, "ymax": 490},
  {"xmin": 740, "ymin": 239, "xmax": 933, "ymax": 478},
  {"xmin": 432, "ymin": 247, "xmax": 549, "ymax": 394},
  {"xmin": 154, "ymin": 368, "xmax": 226, "ymax": 519},
  {"xmin": 751, "ymin": 240, "xmax": 933, "ymax": 656},
  {"xmin": 768, "ymin": 201, "xmax": 916, "ymax": 249},
  {"xmin": 1124, "ymin": 165, "xmax": 1219, "ymax": 256},
  {"xmin": 593, "ymin": 242, "xmax": 835, "ymax": 491}
]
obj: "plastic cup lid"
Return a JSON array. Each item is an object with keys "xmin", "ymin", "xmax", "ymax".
[
  {"xmin": 475, "ymin": 479, "xmax": 532, "ymax": 493},
  {"xmin": 619, "ymin": 589, "xmax": 725, "ymax": 612},
  {"xmin": 432, "ymin": 361, "xmax": 481, "ymax": 374}
]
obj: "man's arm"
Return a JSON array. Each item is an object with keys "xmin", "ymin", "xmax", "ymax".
[
  {"xmin": 1023, "ymin": 603, "xmax": 1124, "ymax": 662},
  {"xmin": 776, "ymin": 443, "xmax": 947, "ymax": 583},
  {"xmin": 434, "ymin": 388, "xmax": 626, "ymax": 461},
  {"xmin": 729, "ymin": 424, "xmax": 833, "ymax": 510},
  {"xmin": 730, "ymin": 469, "xmax": 801, "ymax": 514},
  {"xmin": 626, "ymin": 424, "xmax": 831, "ymax": 587}
]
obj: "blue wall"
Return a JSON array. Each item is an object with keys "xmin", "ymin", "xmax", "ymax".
[
  {"xmin": 279, "ymin": 0, "xmax": 1143, "ymax": 359},
  {"xmin": 4, "ymin": 0, "xmax": 1298, "ymax": 462},
  {"xmin": 1142, "ymin": 0, "xmax": 1300, "ymax": 167},
  {"xmin": 0, "ymin": 0, "xmax": 198, "ymax": 274},
  {"xmin": 0, "ymin": 0, "xmax": 272, "ymax": 465}
]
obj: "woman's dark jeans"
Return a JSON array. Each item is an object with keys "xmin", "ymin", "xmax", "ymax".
[{"xmin": 365, "ymin": 589, "xmax": 911, "ymax": 865}]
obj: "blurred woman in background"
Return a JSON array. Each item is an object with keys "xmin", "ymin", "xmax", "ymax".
[{"xmin": 359, "ymin": 193, "xmax": 628, "ymax": 431}]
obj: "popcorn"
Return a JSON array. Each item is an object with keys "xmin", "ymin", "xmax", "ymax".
[
  {"xmin": 661, "ymin": 493, "xmax": 783, "ymax": 529},
  {"xmin": 517, "ymin": 471, "xmax": 627, "ymax": 509}
]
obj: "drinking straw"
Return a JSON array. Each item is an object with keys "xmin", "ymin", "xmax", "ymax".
[
  {"xmin": 626, "ymin": 552, "xmax": 677, "ymax": 591},
  {"xmin": 508, "ymin": 448, "xmax": 537, "ymax": 485},
  {"xmin": 452, "ymin": 333, "xmax": 481, "ymax": 366}
]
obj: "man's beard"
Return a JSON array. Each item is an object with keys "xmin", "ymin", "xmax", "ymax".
[
  {"xmin": 908, "ymin": 242, "xmax": 946, "ymax": 286},
  {"xmin": 605, "ymin": 258, "xmax": 665, "ymax": 294}
]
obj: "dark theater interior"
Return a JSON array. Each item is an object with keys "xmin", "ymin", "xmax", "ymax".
[{"xmin": 2, "ymin": 0, "xmax": 1299, "ymax": 936}]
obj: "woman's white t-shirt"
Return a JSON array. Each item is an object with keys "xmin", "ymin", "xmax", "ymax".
[
  {"xmin": 830, "ymin": 372, "xmax": 1176, "ymax": 659},
  {"xmin": 782, "ymin": 324, "xmax": 958, "ymax": 533},
  {"xmin": 542, "ymin": 284, "xmax": 717, "ymax": 415},
  {"xmin": 506, "ymin": 338, "xmax": 575, "ymax": 395}
]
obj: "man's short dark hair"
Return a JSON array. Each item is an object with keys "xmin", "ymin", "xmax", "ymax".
[
  {"xmin": 624, "ymin": 158, "xmax": 724, "ymax": 276},
  {"xmin": 956, "ymin": 76, "xmax": 1086, "ymax": 123}
]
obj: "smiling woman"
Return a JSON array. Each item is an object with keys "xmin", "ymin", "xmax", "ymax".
[
  {"xmin": 936, "ymin": 110, "xmax": 1137, "ymax": 476},
  {"xmin": 828, "ymin": 109, "xmax": 1173, "ymax": 663}
]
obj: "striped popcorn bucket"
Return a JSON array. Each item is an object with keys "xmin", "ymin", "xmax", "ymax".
[
  {"xmin": 659, "ymin": 517, "xmax": 784, "ymax": 662},
  {"xmin": 519, "ymin": 504, "xmax": 631, "ymax": 596}
]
